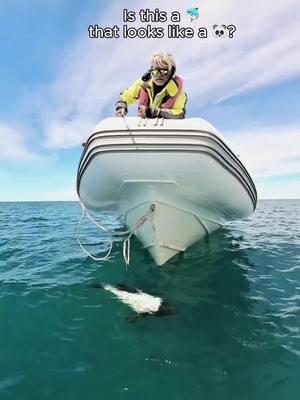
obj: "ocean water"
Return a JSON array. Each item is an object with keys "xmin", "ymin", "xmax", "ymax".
[{"xmin": 0, "ymin": 200, "xmax": 299, "ymax": 400}]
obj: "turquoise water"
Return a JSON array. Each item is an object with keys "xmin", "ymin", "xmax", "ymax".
[{"xmin": 0, "ymin": 200, "xmax": 299, "ymax": 399}]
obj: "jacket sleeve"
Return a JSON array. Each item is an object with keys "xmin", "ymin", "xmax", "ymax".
[
  {"xmin": 119, "ymin": 79, "xmax": 143, "ymax": 106},
  {"xmin": 159, "ymin": 91, "xmax": 187, "ymax": 119}
]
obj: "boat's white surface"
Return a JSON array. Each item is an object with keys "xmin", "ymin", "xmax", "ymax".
[{"xmin": 77, "ymin": 117, "xmax": 257, "ymax": 265}]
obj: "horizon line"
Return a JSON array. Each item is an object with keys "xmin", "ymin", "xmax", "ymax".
[{"xmin": 0, "ymin": 198, "xmax": 299, "ymax": 203}]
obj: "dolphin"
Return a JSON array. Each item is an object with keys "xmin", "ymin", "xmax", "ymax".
[
  {"xmin": 187, "ymin": 7, "xmax": 200, "ymax": 21},
  {"xmin": 90, "ymin": 282, "xmax": 176, "ymax": 322}
]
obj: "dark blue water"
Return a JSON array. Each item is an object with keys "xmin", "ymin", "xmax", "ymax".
[{"xmin": 0, "ymin": 200, "xmax": 299, "ymax": 399}]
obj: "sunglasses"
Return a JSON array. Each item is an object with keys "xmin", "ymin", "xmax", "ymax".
[{"xmin": 151, "ymin": 68, "xmax": 169, "ymax": 77}]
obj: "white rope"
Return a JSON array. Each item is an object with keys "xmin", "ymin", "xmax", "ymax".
[
  {"xmin": 77, "ymin": 200, "xmax": 154, "ymax": 265},
  {"xmin": 84, "ymin": 207, "xmax": 130, "ymax": 236},
  {"xmin": 77, "ymin": 199, "xmax": 131, "ymax": 260},
  {"xmin": 122, "ymin": 206, "xmax": 155, "ymax": 267},
  {"xmin": 77, "ymin": 205, "xmax": 113, "ymax": 261},
  {"xmin": 123, "ymin": 236, "xmax": 131, "ymax": 268},
  {"xmin": 121, "ymin": 116, "xmax": 136, "ymax": 144}
]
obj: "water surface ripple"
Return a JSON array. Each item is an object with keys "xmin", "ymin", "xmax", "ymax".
[{"xmin": 0, "ymin": 200, "xmax": 299, "ymax": 400}]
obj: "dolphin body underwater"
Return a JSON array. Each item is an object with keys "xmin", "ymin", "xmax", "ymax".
[{"xmin": 90, "ymin": 283, "xmax": 176, "ymax": 322}]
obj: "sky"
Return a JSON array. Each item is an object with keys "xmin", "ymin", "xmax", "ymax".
[{"xmin": 0, "ymin": 0, "xmax": 299, "ymax": 201}]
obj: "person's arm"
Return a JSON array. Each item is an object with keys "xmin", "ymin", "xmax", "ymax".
[
  {"xmin": 152, "ymin": 91, "xmax": 187, "ymax": 119},
  {"xmin": 120, "ymin": 79, "xmax": 143, "ymax": 105},
  {"xmin": 115, "ymin": 79, "xmax": 143, "ymax": 116}
]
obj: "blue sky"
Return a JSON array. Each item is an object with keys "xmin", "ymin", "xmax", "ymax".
[{"xmin": 0, "ymin": 0, "xmax": 299, "ymax": 201}]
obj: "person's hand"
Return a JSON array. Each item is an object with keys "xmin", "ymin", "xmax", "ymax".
[
  {"xmin": 138, "ymin": 105, "xmax": 148, "ymax": 119},
  {"xmin": 151, "ymin": 107, "xmax": 161, "ymax": 118},
  {"xmin": 116, "ymin": 107, "xmax": 127, "ymax": 117},
  {"xmin": 115, "ymin": 101, "xmax": 127, "ymax": 117}
]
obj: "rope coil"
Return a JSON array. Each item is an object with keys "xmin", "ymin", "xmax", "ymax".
[
  {"xmin": 77, "ymin": 117, "xmax": 157, "ymax": 265},
  {"xmin": 77, "ymin": 201, "xmax": 155, "ymax": 266},
  {"xmin": 77, "ymin": 205, "xmax": 114, "ymax": 262},
  {"xmin": 122, "ymin": 206, "xmax": 155, "ymax": 267}
]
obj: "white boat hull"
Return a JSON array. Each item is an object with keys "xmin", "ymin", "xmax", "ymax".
[
  {"xmin": 77, "ymin": 117, "xmax": 257, "ymax": 265},
  {"xmin": 117, "ymin": 179, "xmax": 226, "ymax": 265}
]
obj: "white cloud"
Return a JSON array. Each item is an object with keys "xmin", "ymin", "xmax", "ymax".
[
  {"xmin": 42, "ymin": 0, "xmax": 300, "ymax": 149},
  {"xmin": 0, "ymin": 122, "xmax": 41, "ymax": 161},
  {"xmin": 226, "ymin": 126, "xmax": 300, "ymax": 178}
]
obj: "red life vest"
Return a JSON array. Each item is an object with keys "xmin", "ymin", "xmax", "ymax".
[{"xmin": 138, "ymin": 76, "xmax": 184, "ymax": 109}]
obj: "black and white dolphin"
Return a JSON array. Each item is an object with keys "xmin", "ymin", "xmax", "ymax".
[{"xmin": 90, "ymin": 283, "xmax": 175, "ymax": 322}]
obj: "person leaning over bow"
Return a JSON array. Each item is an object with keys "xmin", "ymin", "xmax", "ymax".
[{"xmin": 115, "ymin": 51, "xmax": 187, "ymax": 119}]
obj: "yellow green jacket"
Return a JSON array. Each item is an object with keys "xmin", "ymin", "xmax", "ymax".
[{"xmin": 120, "ymin": 76, "xmax": 187, "ymax": 119}]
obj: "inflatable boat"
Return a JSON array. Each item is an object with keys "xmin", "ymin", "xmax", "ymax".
[{"xmin": 77, "ymin": 117, "xmax": 257, "ymax": 265}]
